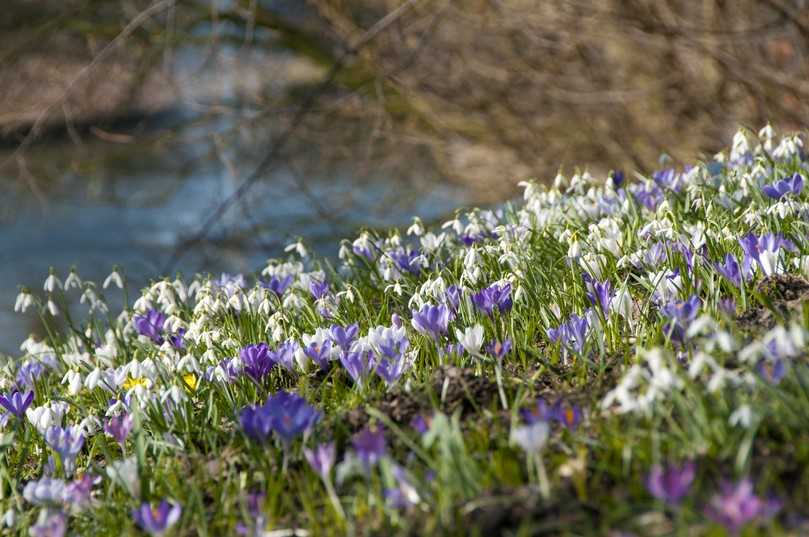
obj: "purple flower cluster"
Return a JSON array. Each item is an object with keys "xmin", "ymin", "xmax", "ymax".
[
  {"xmin": 239, "ymin": 391, "xmax": 320, "ymax": 444},
  {"xmin": 705, "ymin": 480, "xmax": 780, "ymax": 533},
  {"xmin": 646, "ymin": 461, "xmax": 695, "ymax": 504},
  {"xmin": 583, "ymin": 273, "xmax": 612, "ymax": 316},
  {"xmin": 133, "ymin": 309, "xmax": 184, "ymax": 349},
  {"xmin": 261, "ymin": 275, "xmax": 293, "ymax": 297},
  {"xmin": 471, "ymin": 282, "xmax": 513, "ymax": 316},
  {"xmin": 411, "ymin": 304, "xmax": 452, "ymax": 340},
  {"xmin": 132, "ymin": 500, "xmax": 182, "ymax": 536},
  {"xmin": 660, "ymin": 295, "xmax": 700, "ymax": 342},
  {"xmin": 521, "ymin": 398, "xmax": 583, "ymax": 431},
  {"xmin": 547, "ymin": 313, "xmax": 589, "ymax": 354},
  {"xmin": 0, "ymin": 389, "xmax": 34, "ymax": 419},
  {"xmin": 762, "ymin": 173, "xmax": 803, "ymax": 200}
]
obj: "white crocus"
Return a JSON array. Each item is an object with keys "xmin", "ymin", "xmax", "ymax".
[{"xmin": 455, "ymin": 325, "xmax": 484, "ymax": 355}]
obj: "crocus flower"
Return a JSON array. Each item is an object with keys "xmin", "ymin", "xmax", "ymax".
[
  {"xmin": 303, "ymin": 340, "xmax": 333, "ymax": 370},
  {"xmin": 705, "ymin": 479, "xmax": 780, "ymax": 534},
  {"xmin": 260, "ymin": 275, "xmax": 293, "ymax": 297},
  {"xmin": 661, "ymin": 296, "xmax": 700, "ymax": 342},
  {"xmin": 471, "ymin": 283, "xmax": 513, "ymax": 316},
  {"xmin": 511, "ymin": 421, "xmax": 550, "ymax": 454},
  {"xmin": 385, "ymin": 465, "xmax": 421, "ymax": 509},
  {"xmin": 239, "ymin": 405, "xmax": 274, "ymax": 443},
  {"xmin": 132, "ymin": 500, "xmax": 182, "ymax": 536},
  {"xmin": 270, "ymin": 340, "xmax": 299, "ymax": 372},
  {"xmin": 584, "ymin": 275, "xmax": 612, "ymax": 317},
  {"xmin": 411, "ymin": 304, "xmax": 451, "ymax": 340},
  {"xmin": 29, "ymin": 509, "xmax": 67, "ymax": 537},
  {"xmin": 104, "ymin": 413, "xmax": 133, "ymax": 449},
  {"xmin": 64, "ymin": 473, "xmax": 100, "ymax": 510},
  {"xmin": 646, "ymin": 461, "xmax": 695, "ymax": 504},
  {"xmin": 376, "ymin": 353, "xmax": 411, "ymax": 387},
  {"xmin": 455, "ymin": 325, "xmax": 484, "ymax": 355},
  {"xmin": 762, "ymin": 173, "xmax": 803, "ymax": 200},
  {"xmin": 263, "ymin": 391, "xmax": 320, "ymax": 444},
  {"xmin": 757, "ymin": 359, "xmax": 787, "ymax": 385},
  {"xmin": 329, "ymin": 324, "xmax": 359, "ymax": 351},
  {"xmin": 520, "ymin": 398, "xmax": 551, "ymax": 425},
  {"xmin": 353, "ymin": 426, "xmax": 386, "ymax": 470},
  {"xmin": 45, "ymin": 425, "xmax": 85, "ymax": 475},
  {"xmin": 309, "ymin": 280, "xmax": 330, "ymax": 300},
  {"xmin": 552, "ymin": 400, "xmax": 583, "ymax": 430},
  {"xmin": 566, "ymin": 313, "xmax": 589, "ymax": 354},
  {"xmin": 304, "ymin": 442, "xmax": 336, "ymax": 480},
  {"xmin": 410, "ymin": 414, "xmax": 431, "ymax": 435},
  {"xmin": 339, "ymin": 351, "xmax": 377, "ymax": 389},
  {"xmin": 444, "ymin": 285, "xmax": 462, "ymax": 312},
  {"xmin": 240, "ymin": 343, "xmax": 274, "ymax": 382},
  {"xmin": 485, "ymin": 339, "xmax": 512, "ymax": 361},
  {"xmin": 0, "ymin": 389, "xmax": 34, "ymax": 419},
  {"xmin": 630, "ymin": 182, "xmax": 664, "ymax": 211},
  {"xmin": 133, "ymin": 309, "xmax": 166, "ymax": 344},
  {"xmin": 739, "ymin": 232, "xmax": 796, "ymax": 277},
  {"xmin": 715, "ymin": 254, "xmax": 743, "ymax": 288},
  {"xmin": 390, "ymin": 248, "xmax": 423, "ymax": 276}
]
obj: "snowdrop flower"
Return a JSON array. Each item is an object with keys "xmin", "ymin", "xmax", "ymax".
[
  {"xmin": 729, "ymin": 405, "xmax": 754, "ymax": 428},
  {"xmin": 103, "ymin": 268, "xmax": 124, "ymax": 289},
  {"xmin": 43, "ymin": 271, "xmax": 62, "ymax": 293},
  {"xmin": 14, "ymin": 289, "xmax": 34, "ymax": 313},
  {"xmin": 107, "ymin": 457, "xmax": 140, "ymax": 497}
]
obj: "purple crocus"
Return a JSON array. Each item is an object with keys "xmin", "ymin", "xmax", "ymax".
[
  {"xmin": 263, "ymin": 391, "xmax": 320, "ymax": 444},
  {"xmin": 64, "ymin": 473, "xmax": 100, "ymax": 509},
  {"xmin": 132, "ymin": 500, "xmax": 182, "ymax": 536},
  {"xmin": 410, "ymin": 414, "xmax": 431, "ymax": 435},
  {"xmin": 390, "ymin": 247, "xmax": 423, "ymax": 276},
  {"xmin": 353, "ymin": 426, "xmax": 386, "ymax": 470},
  {"xmin": 260, "ymin": 275, "xmax": 293, "ymax": 297},
  {"xmin": 471, "ymin": 283, "xmax": 513, "ymax": 316},
  {"xmin": 646, "ymin": 461, "xmax": 695, "ymax": 504},
  {"xmin": 309, "ymin": 280, "xmax": 330, "ymax": 300},
  {"xmin": 552, "ymin": 400, "xmax": 583, "ymax": 430},
  {"xmin": 444, "ymin": 285, "xmax": 462, "ymax": 313},
  {"xmin": 239, "ymin": 405, "xmax": 274, "ymax": 443},
  {"xmin": 630, "ymin": 182, "xmax": 664, "ymax": 211},
  {"xmin": 566, "ymin": 313, "xmax": 589, "ymax": 354},
  {"xmin": 485, "ymin": 339, "xmax": 512, "ymax": 361},
  {"xmin": 705, "ymin": 480, "xmax": 780, "ymax": 534},
  {"xmin": 757, "ymin": 359, "xmax": 787, "ymax": 385},
  {"xmin": 133, "ymin": 309, "xmax": 166, "ymax": 344},
  {"xmin": 520, "ymin": 398, "xmax": 551, "ymax": 425},
  {"xmin": 45, "ymin": 425, "xmax": 85, "ymax": 474},
  {"xmin": 762, "ymin": 173, "xmax": 803, "ymax": 200},
  {"xmin": 739, "ymin": 232, "xmax": 797, "ymax": 277},
  {"xmin": 715, "ymin": 254, "xmax": 743, "ymax": 288},
  {"xmin": 240, "ymin": 391, "xmax": 320, "ymax": 445},
  {"xmin": 661, "ymin": 296, "xmax": 700, "ymax": 342},
  {"xmin": 270, "ymin": 340, "xmax": 299, "ymax": 372},
  {"xmin": 240, "ymin": 343, "xmax": 274, "ymax": 382},
  {"xmin": 339, "ymin": 350, "xmax": 377, "ymax": 389},
  {"xmin": 304, "ymin": 442, "xmax": 336, "ymax": 480},
  {"xmin": 0, "ymin": 389, "xmax": 34, "ymax": 419},
  {"xmin": 329, "ymin": 324, "xmax": 359, "ymax": 351},
  {"xmin": 583, "ymin": 275, "xmax": 612, "ymax": 317},
  {"xmin": 168, "ymin": 329, "xmax": 186, "ymax": 350},
  {"xmin": 411, "ymin": 304, "xmax": 451, "ymax": 340},
  {"xmin": 104, "ymin": 413, "xmax": 134, "ymax": 449},
  {"xmin": 303, "ymin": 340, "xmax": 333, "ymax": 370},
  {"xmin": 376, "ymin": 354, "xmax": 410, "ymax": 387}
]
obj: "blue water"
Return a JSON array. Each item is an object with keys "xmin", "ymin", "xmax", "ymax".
[{"xmin": 0, "ymin": 132, "xmax": 467, "ymax": 354}]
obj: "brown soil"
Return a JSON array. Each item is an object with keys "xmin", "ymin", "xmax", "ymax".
[{"xmin": 737, "ymin": 274, "xmax": 809, "ymax": 332}]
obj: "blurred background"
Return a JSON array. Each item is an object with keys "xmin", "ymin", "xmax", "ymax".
[{"xmin": 1, "ymin": 0, "xmax": 808, "ymax": 352}]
